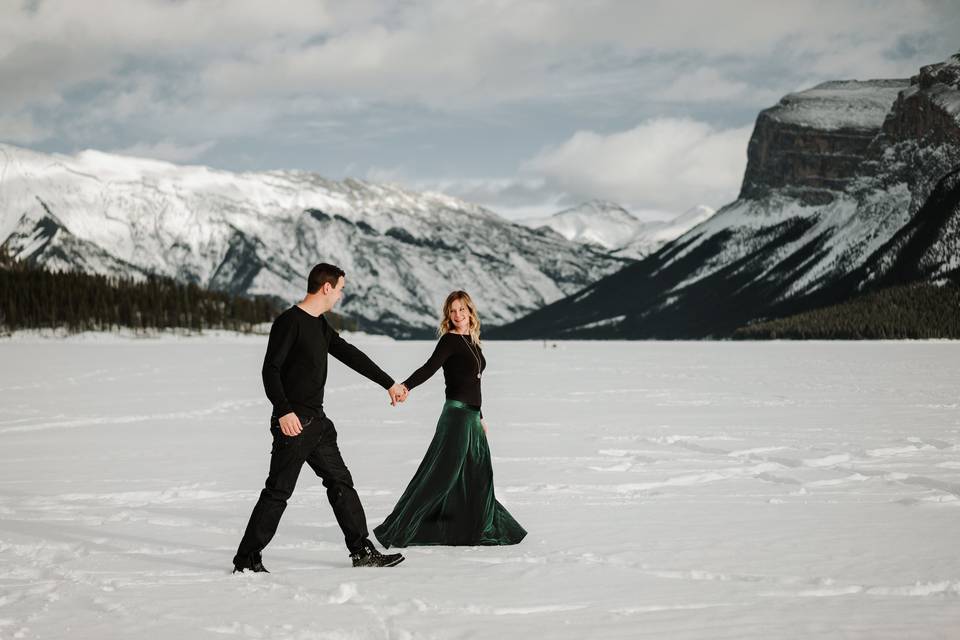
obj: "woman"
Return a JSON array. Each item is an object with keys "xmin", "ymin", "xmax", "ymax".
[{"xmin": 373, "ymin": 291, "xmax": 526, "ymax": 548}]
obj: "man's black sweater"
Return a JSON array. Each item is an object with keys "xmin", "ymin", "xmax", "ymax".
[{"xmin": 262, "ymin": 305, "xmax": 394, "ymax": 418}]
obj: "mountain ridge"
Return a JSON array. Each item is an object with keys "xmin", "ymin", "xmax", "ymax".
[
  {"xmin": 520, "ymin": 200, "xmax": 716, "ymax": 259},
  {"xmin": 0, "ymin": 143, "xmax": 628, "ymax": 337},
  {"xmin": 492, "ymin": 52, "xmax": 960, "ymax": 339}
]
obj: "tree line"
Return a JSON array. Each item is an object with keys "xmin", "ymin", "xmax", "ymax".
[
  {"xmin": 733, "ymin": 283, "xmax": 960, "ymax": 340},
  {"xmin": 0, "ymin": 247, "xmax": 283, "ymax": 334}
]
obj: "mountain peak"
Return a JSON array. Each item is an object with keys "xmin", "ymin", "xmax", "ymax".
[
  {"xmin": 766, "ymin": 79, "xmax": 908, "ymax": 132},
  {"xmin": 520, "ymin": 201, "xmax": 638, "ymax": 250},
  {"xmin": 0, "ymin": 142, "xmax": 624, "ymax": 336},
  {"xmin": 519, "ymin": 200, "xmax": 716, "ymax": 259},
  {"xmin": 559, "ymin": 199, "xmax": 633, "ymax": 214},
  {"xmin": 495, "ymin": 52, "xmax": 960, "ymax": 339}
]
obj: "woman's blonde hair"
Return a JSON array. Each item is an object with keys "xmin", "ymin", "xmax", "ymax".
[{"xmin": 438, "ymin": 290, "xmax": 481, "ymax": 346}]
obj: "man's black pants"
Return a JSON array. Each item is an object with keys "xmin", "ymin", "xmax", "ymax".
[{"xmin": 234, "ymin": 413, "xmax": 369, "ymax": 565}]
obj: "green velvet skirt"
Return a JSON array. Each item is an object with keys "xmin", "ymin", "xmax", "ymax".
[{"xmin": 374, "ymin": 399, "xmax": 527, "ymax": 548}]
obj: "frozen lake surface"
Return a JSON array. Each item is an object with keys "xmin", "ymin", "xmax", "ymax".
[{"xmin": 1, "ymin": 336, "xmax": 959, "ymax": 639}]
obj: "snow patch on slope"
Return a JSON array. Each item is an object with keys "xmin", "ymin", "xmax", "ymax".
[
  {"xmin": 765, "ymin": 80, "xmax": 907, "ymax": 131},
  {"xmin": 521, "ymin": 201, "xmax": 715, "ymax": 259}
]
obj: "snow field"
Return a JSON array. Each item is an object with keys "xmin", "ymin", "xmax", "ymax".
[{"xmin": 1, "ymin": 337, "xmax": 959, "ymax": 638}]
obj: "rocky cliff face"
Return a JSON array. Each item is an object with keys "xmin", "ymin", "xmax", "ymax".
[
  {"xmin": 740, "ymin": 80, "xmax": 907, "ymax": 204},
  {"xmin": 494, "ymin": 52, "xmax": 960, "ymax": 339},
  {"xmin": 883, "ymin": 56, "xmax": 960, "ymax": 146}
]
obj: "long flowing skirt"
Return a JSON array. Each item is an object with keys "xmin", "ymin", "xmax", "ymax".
[{"xmin": 374, "ymin": 399, "xmax": 527, "ymax": 547}]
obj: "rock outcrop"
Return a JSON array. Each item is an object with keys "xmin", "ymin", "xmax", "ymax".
[
  {"xmin": 493, "ymin": 52, "xmax": 960, "ymax": 339},
  {"xmin": 883, "ymin": 56, "xmax": 960, "ymax": 146},
  {"xmin": 740, "ymin": 80, "xmax": 907, "ymax": 204}
]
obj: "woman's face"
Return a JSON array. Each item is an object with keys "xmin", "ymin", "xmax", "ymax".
[{"xmin": 449, "ymin": 299, "xmax": 470, "ymax": 332}]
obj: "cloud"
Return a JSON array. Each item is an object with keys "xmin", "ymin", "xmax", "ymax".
[
  {"xmin": 0, "ymin": 40, "xmax": 106, "ymax": 112},
  {"xmin": 524, "ymin": 118, "xmax": 754, "ymax": 215},
  {"xmin": 189, "ymin": 1, "xmax": 953, "ymax": 112},
  {"xmin": 1, "ymin": 0, "xmax": 958, "ymax": 220},
  {"xmin": 0, "ymin": 112, "xmax": 51, "ymax": 144},
  {"xmin": 4, "ymin": 0, "xmax": 954, "ymax": 118},
  {"xmin": 658, "ymin": 67, "xmax": 783, "ymax": 105},
  {"xmin": 357, "ymin": 168, "xmax": 569, "ymax": 220},
  {"xmin": 110, "ymin": 140, "xmax": 216, "ymax": 163},
  {"xmin": 418, "ymin": 177, "xmax": 572, "ymax": 220},
  {"xmin": 364, "ymin": 164, "xmax": 409, "ymax": 184},
  {"xmin": 0, "ymin": 0, "xmax": 352, "ymax": 130}
]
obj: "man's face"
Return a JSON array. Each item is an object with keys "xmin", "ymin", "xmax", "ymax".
[{"xmin": 328, "ymin": 276, "xmax": 345, "ymax": 307}]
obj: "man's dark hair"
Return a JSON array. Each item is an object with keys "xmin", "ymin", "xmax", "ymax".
[{"xmin": 307, "ymin": 263, "xmax": 345, "ymax": 294}]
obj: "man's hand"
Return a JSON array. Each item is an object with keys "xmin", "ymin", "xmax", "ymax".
[
  {"xmin": 278, "ymin": 412, "xmax": 303, "ymax": 436},
  {"xmin": 388, "ymin": 383, "xmax": 408, "ymax": 406}
]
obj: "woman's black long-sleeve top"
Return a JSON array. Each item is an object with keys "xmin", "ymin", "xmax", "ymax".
[{"xmin": 403, "ymin": 333, "xmax": 486, "ymax": 409}]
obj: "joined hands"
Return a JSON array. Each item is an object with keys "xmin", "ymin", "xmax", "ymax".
[{"xmin": 388, "ymin": 383, "xmax": 409, "ymax": 406}]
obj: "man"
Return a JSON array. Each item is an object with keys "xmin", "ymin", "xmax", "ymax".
[{"xmin": 233, "ymin": 263, "xmax": 409, "ymax": 572}]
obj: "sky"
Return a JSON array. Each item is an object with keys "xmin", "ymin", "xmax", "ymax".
[{"xmin": 2, "ymin": 0, "xmax": 959, "ymax": 221}]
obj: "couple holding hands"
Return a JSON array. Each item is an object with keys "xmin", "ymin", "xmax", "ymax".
[{"xmin": 233, "ymin": 263, "xmax": 526, "ymax": 572}]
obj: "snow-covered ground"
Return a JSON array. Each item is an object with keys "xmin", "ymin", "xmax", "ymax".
[{"xmin": 1, "ymin": 337, "xmax": 959, "ymax": 639}]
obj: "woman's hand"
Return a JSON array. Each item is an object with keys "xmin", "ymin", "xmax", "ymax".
[
  {"xmin": 481, "ymin": 418, "xmax": 487, "ymax": 434},
  {"xmin": 388, "ymin": 383, "xmax": 409, "ymax": 405}
]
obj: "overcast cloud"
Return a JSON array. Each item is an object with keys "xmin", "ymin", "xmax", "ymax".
[{"xmin": 2, "ymin": 0, "xmax": 958, "ymax": 219}]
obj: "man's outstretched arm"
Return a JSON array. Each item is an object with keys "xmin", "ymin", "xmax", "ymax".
[{"xmin": 326, "ymin": 321, "xmax": 406, "ymax": 404}]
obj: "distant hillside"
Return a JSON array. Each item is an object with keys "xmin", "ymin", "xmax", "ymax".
[
  {"xmin": 0, "ymin": 143, "xmax": 623, "ymax": 338},
  {"xmin": 520, "ymin": 200, "xmax": 715, "ymax": 259},
  {"xmin": 733, "ymin": 283, "xmax": 960, "ymax": 340},
  {"xmin": 493, "ymin": 52, "xmax": 960, "ymax": 340},
  {"xmin": 0, "ymin": 247, "xmax": 283, "ymax": 334}
]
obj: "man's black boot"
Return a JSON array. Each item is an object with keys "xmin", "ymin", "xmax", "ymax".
[
  {"xmin": 351, "ymin": 539, "xmax": 404, "ymax": 567},
  {"xmin": 233, "ymin": 555, "xmax": 269, "ymax": 574}
]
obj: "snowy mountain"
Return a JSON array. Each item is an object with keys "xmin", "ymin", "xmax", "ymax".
[
  {"xmin": 521, "ymin": 201, "xmax": 715, "ymax": 259},
  {"xmin": 493, "ymin": 52, "xmax": 960, "ymax": 339},
  {"xmin": 521, "ymin": 201, "xmax": 642, "ymax": 249},
  {"xmin": 0, "ymin": 144, "xmax": 628, "ymax": 337},
  {"xmin": 612, "ymin": 205, "xmax": 716, "ymax": 259},
  {"xmin": 858, "ymin": 163, "xmax": 960, "ymax": 287}
]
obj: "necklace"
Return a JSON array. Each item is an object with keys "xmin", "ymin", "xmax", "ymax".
[{"xmin": 459, "ymin": 333, "xmax": 482, "ymax": 380}]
